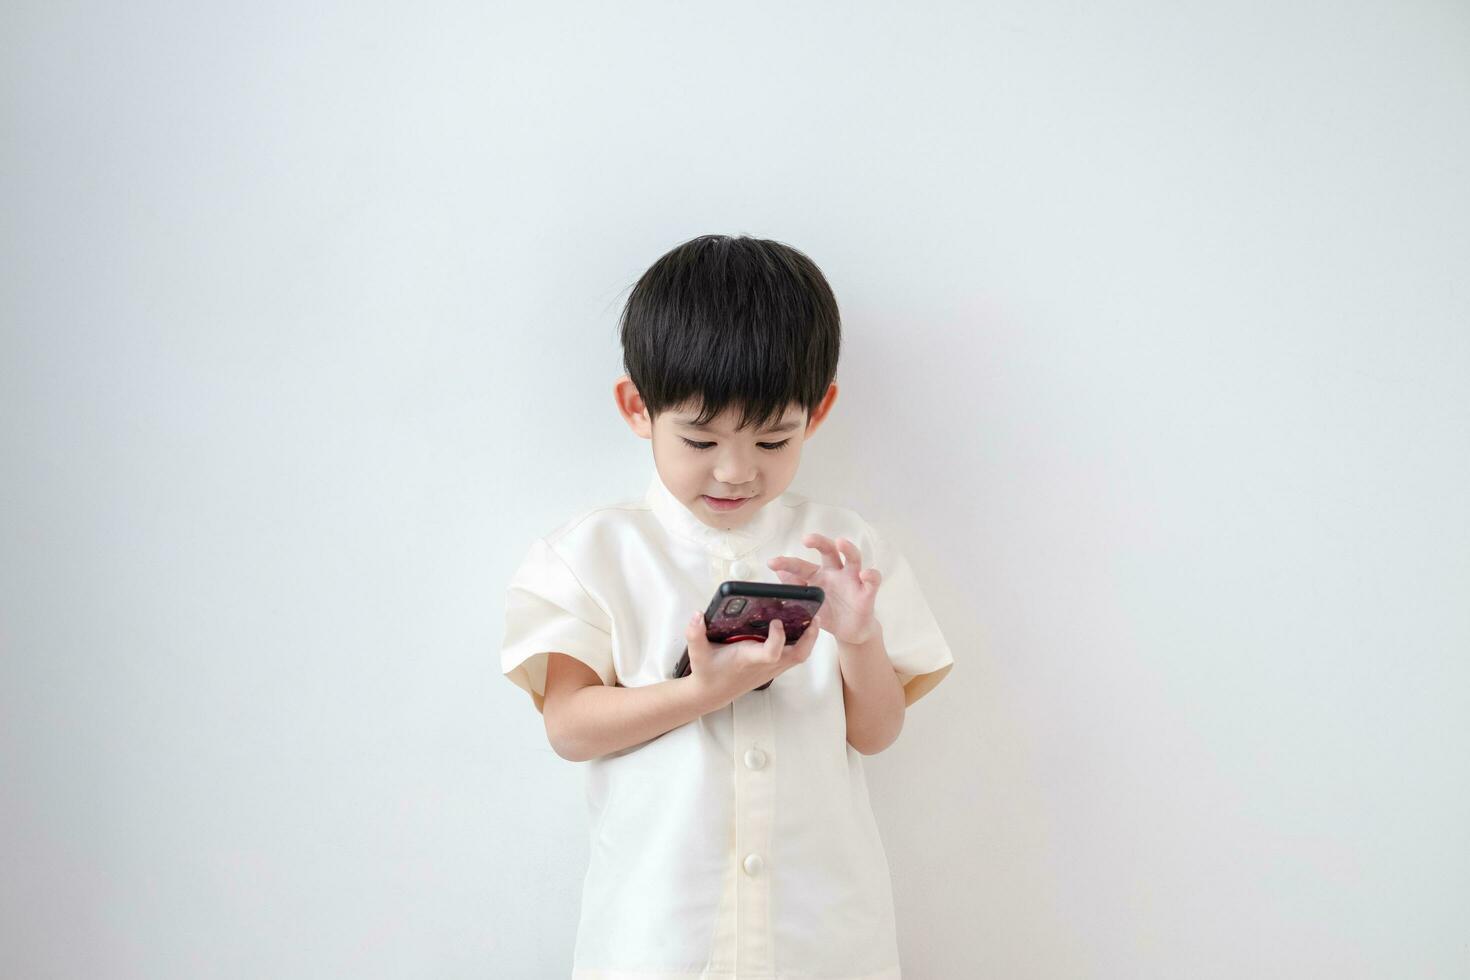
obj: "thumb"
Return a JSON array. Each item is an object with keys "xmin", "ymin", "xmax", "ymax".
[{"xmin": 686, "ymin": 612, "xmax": 708, "ymax": 649}]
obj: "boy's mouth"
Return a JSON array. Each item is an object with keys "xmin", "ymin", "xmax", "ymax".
[{"xmin": 703, "ymin": 494, "xmax": 753, "ymax": 511}]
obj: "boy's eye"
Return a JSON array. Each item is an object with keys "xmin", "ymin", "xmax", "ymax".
[{"xmin": 680, "ymin": 437, "xmax": 790, "ymax": 452}]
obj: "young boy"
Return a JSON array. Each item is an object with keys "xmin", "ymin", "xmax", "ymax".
[{"xmin": 499, "ymin": 234, "xmax": 955, "ymax": 980}]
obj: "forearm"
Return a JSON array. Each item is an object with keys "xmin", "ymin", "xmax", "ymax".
[
  {"xmin": 837, "ymin": 621, "xmax": 906, "ymax": 754},
  {"xmin": 555, "ymin": 675, "xmax": 724, "ymax": 762}
]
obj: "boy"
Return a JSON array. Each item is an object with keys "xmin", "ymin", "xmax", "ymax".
[{"xmin": 499, "ymin": 234, "xmax": 955, "ymax": 980}]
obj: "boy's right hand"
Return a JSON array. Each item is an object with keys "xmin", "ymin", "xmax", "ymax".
[{"xmin": 685, "ymin": 611, "xmax": 821, "ymax": 710}]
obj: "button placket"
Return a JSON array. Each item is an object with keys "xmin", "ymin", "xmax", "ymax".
[
  {"xmin": 731, "ymin": 689, "xmax": 775, "ymax": 975},
  {"xmin": 710, "ymin": 542, "xmax": 778, "ymax": 972}
]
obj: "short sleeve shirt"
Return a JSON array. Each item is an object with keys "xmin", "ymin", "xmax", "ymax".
[{"xmin": 499, "ymin": 469, "xmax": 955, "ymax": 980}]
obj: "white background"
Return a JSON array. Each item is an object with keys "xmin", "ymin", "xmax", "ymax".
[{"xmin": 3, "ymin": 2, "xmax": 1467, "ymax": 977}]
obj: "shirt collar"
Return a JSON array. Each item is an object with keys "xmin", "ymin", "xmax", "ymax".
[{"xmin": 645, "ymin": 469, "xmax": 787, "ymax": 559}]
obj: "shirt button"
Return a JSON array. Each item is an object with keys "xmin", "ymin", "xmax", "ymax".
[
  {"xmin": 729, "ymin": 559, "xmax": 752, "ymax": 578},
  {"xmin": 744, "ymin": 747, "xmax": 766, "ymax": 770},
  {"xmin": 742, "ymin": 853, "xmax": 764, "ymax": 876}
]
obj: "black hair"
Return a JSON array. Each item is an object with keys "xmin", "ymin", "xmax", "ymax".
[{"xmin": 618, "ymin": 234, "xmax": 841, "ymax": 433}]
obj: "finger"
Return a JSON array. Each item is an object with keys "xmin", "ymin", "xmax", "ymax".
[
  {"xmin": 768, "ymin": 556, "xmax": 821, "ymax": 579},
  {"xmin": 860, "ymin": 568, "xmax": 882, "ymax": 590},
  {"xmin": 835, "ymin": 537, "xmax": 865, "ymax": 575},
  {"xmin": 686, "ymin": 612, "xmax": 709, "ymax": 650},
  {"xmin": 765, "ymin": 617, "xmax": 785, "ymax": 660},
  {"xmin": 802, "ymin": 533, "xmax": 845, "ymax": 571}
]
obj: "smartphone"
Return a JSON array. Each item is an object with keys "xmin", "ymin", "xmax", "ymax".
[{"xmin": 673, "ymin": 580, "xmax": 825, "ymax": 691}]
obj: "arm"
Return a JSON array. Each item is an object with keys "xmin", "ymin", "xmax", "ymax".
[
  {"xmin": 543, "ymin": 652, "xmax": 723, "ymax": 763},
  {"xmin": 837, "ymin": 620, "xmax": 907, "ymax": 755}
]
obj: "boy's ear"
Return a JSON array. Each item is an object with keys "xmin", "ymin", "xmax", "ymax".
[
  {"xmin": 614, "ymin": 374, "xmax": 653, "ymax": 439},
  {"xmin": 804, "ymin": 381, "xmax": 839, "ymax": 437}
]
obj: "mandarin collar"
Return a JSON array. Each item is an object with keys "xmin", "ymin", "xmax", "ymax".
[{"xmin": 645, "ymin": 469, "xmax": 786, "ymax": 559}]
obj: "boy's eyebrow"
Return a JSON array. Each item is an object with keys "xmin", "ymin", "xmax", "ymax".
[{"xmin": 677, "ymin": 418, "xmax": 801, "ymax": 434}]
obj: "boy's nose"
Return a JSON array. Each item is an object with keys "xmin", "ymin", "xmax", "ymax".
[
  {"xmin": 712, "ymin": 456, "xmax": 758, "ymax": 485},
  {"xmin": 713, "ymin": 468, "xmax": 757, "ymax": 487}
]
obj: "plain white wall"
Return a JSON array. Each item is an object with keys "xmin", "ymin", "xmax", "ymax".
[{"xmin": 3, "ymin": 1, "xmax": 1467, "ymax": 977}]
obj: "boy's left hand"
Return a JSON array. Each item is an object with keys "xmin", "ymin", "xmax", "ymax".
[{"xmin": 767, "ymin": 533, "xmax": 881, "ymax": 645}]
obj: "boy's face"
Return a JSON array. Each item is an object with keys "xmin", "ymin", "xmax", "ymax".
[{"xmin": 615, "ymin": 375, "xmax": 839, "ymax": 530}]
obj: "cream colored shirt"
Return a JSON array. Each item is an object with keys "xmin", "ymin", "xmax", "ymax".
[{"xmin": 500, "ymin": 469, "xmax": 955, "ymax": 980}]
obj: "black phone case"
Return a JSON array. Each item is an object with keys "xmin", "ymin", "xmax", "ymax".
[{"xmin": 673, "ymin": 580, "xmax": 825, "ymax": 692}]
